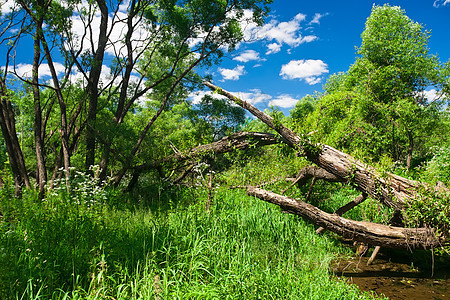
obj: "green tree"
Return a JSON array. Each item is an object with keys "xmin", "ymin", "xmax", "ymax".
[
  {"xmin": 0, "ymin": 0, "xmax": 272, "ymax": 193},
  {"xmin": 312, "ymin": 4, "xmax": 449, "ymax": 168}
]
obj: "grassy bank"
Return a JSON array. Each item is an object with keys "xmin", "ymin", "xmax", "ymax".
[{"xmin": 0, "ymin": 182, "xmax": 383, "ymax": 299}]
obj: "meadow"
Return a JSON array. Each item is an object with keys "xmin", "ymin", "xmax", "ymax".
[{"xmin": 0, "ymin": 175, "xmax": 384, "ymax": 299}]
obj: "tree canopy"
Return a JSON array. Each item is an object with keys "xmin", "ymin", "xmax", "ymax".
[{"xmin": 292, "ymin": 4, "xmax": 449, "ymax": 171}]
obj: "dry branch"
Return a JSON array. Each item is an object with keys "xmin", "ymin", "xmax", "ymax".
[
  {"xmin": 283, "ymin": 165, "xmax": 345, "ymax": 194},
  {"xmin": 123, "ymin": 131, "xmax": 279, "ymax": 190},
  {"xmin": 316, "ymin": 193, "xmax": 367, "ymax": 234}
]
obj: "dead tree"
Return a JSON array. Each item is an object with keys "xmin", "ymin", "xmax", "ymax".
[
  {"xmin": 204, "ymin": 81, "xmax": 449, "ymax": 250},
  {"xmin": 123, "ymin": 132, "xmax": 279, "ymax": 191}
]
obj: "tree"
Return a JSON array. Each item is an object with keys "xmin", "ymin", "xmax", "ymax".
[
  {"xmin": 311, "ymin": 5, "xmax": 448, "ymax": 168},
  {"xmin": 0, "ymin": 0, "xmax": 272, "ymax": 194}
]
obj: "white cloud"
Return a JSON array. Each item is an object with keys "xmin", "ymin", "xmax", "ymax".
[
  {"xmin": 422, "ymin": 89, "xmax": 439, "ymax": 101},
  {"xmin": 243, "ymin": 12, "xmax": 318, "ymax": 54},
  {"xmin": 269, "ymin": 94, "xmax": 299, "ymax": 108},
  {"xmin": 233, "ymin": 50, "xmax": 261, "ymax": 63},
  {"xmin": 433, "ymin": 0, "xmax": 450, "ymax": 7},
  {"xmin": 7, "ymin": 62, "xmax": 66, "ymax": 78},
  {"xmin": 0, "ymin": 0, "xmax": 17, "ymax": 15},
  {"xmin": 218, "ymin": 65, "xmax": 246, "ymax": 81},
  {"xmin": 237, "ymin": 89, "xmax": 272, "ymax": 105},
  {"xmin": 301, "ymin": 35, "xmax": 319, "ymax": 43},
  {"xmin": 309, "ymin": 13, "xmax": 328, "ymax": 25},
  {"xmin": 280, "ymin": 59, "xmax": 329, "ymax": 85},
  {"xmin": 418, "ymin": 89, "xmax": 447, "ymax": 102},
  {"xmin": 266, "ymin": 43, "xmax": 281, "ymax": 55}
]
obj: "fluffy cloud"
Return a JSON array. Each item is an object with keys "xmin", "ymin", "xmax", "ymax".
[
  {"xmin": 243, "ymin": 12, "xmax": 318, "ymax": 54},
  {"xmin": 218, "ymin": 65, "xmax": 246, "ymax": 81},
  {"xmin": 419, "ymin": 89, "xmax": 447, "ymax": 102},
  {"xmin": 189, "ymin": 88, "xmax": 272, "ymax": 106},
  {"xmin": 433, "ymin": 0, "xmax": 450, "ymax": 7},
  {"xmin": 233, "ymin": 50, "xmax": 261, "ymax": 63},
  {"xmin": 269, "ymin": 94, "xmax": 299, "ymax": 108},
  {"xmin": 280, "ymin": 59, "xmax": 329, "ymax": 85},
  {"xmin": 266, "ymin": 43, "xmax": 282, "ymax": 55},
  {"xmin": 237, "ymin": 89, "xmax": 272, "ymax": 104},
  {"xmin": 422, "ymin": 89, "xmax": 439, "ymax": 101}
]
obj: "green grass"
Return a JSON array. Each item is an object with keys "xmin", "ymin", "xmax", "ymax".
[{"xmin": 0, "ymin": 183, "xmax": 383, "ymax": 299}]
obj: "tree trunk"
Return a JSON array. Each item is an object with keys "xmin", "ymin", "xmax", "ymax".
[
  {"xmin": 406, "ymin": 130, "xmax": 414, "ymax": 170},
  {"xmin": 246, "ymin": 186, "xmax": 446, "ymax": 250},
  {"xmin": 0, "ymin": 92, "xmax": 31, "ymax": 194},
  {"xmin": 85, "ymin": 0, "xmax": 109, "ymax": 172},
  {"xmin": 32, "ymin": 25, "xmax": 47, "ymax": 197}
]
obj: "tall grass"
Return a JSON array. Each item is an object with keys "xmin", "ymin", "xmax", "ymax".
[{"xmin": 0, "ymin": 178, "xmax": 383, "ymax": 299}]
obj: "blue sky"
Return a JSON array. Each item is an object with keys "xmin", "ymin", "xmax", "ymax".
[
  {"xmin": 1, "ymin": 0, "xmax": 449, "ymax": 116},
  {"xmin": 196, "ymin": 0, "xmax": 450, "ymax": 114}
]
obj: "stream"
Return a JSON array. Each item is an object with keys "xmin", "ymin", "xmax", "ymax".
[{"xmin": 332, "ymin": 248, "xmax": 450, "ymax": 300}]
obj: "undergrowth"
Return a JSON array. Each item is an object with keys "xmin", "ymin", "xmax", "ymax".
[{"xmin": 0, "ymin": 173, "xmax": 383, "ymax": 299}]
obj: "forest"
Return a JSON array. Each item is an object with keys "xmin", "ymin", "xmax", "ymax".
[{"xmin": 0, "ymin": 0, "xmax": 449, "ymax": 299}]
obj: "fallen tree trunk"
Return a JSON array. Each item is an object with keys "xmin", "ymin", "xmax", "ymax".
[
  {"xmin": 204, "ymin": 82, "xmax": 421, "ymax": 211},
  {"xmin": 122, "ymin": 132, "xmax": 279, "ymax": 190},
  {"xmin": 246, "ymin": 186, "xmax": 447, "ymax": 250},
  {"xmin": 133, "ymin": 131, "xmax": 278, "ymax": 172},
  {"xmin": 204, "ymin": 81, "xmax": 449, "ymax": 249}
]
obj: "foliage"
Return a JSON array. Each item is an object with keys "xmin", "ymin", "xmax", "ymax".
[
  {"xmin": 193, "ymin": 94, "xmax": 246, "ymax": 140},
  {"xmin": 403, "ymin": 188, "xmax": 450, "ymax": 237},
  {"xmin": 421, "ymin": 146, "xmax": 450, "ymax": 185},
  {"xmin": 297, "ymin": 4, "xmax": 449, "ymax": 168},
  {"xmin": 290, "ymin": 94, "xmax": 317, "ymax": 126}
]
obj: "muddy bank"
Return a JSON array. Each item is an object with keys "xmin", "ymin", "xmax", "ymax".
[{"xmin": 332, "ymin": 249, "xmax": 449, "ymax": 300}]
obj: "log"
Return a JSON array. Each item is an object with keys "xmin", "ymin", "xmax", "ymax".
[
  {"xmin": 316, "ymin": 193, "xmax": 367, "ymax": 234},
  {"xmin": 133, "ymin": 131, "xmax": 279, "ymax": 172},
  {"xmin": 203, "ymin": 82, "xmax": 420, "ymax": 211},
  {"xmin": 246, "ymin": 186, "xmax": 446, "ymax": 250}
]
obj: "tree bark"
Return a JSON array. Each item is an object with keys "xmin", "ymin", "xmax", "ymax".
[
  {"xmin": 316, "ymin": 193, "xmax": 367, "ymax": 234},
  {"xmin": 85, "ymin": 0, "xmax": 109, "ymax": 172},
  {"xmin": 246, "ymin": 186, "xmax": 446, "ymax": 250},
  {"xmin": 31, "ymin": 20, "xmax": 47, "ymax": 197},
  {"xmin": 0, "ymin": 84, "xmax": 31, "ymax": 194},
  {"xmin": 406, "ymin": 130, "xmax": 414, "ymax": 170}
]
